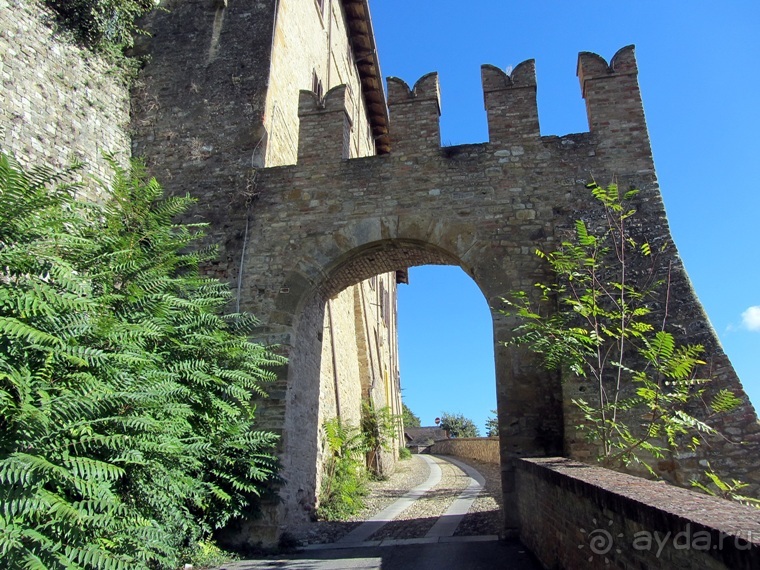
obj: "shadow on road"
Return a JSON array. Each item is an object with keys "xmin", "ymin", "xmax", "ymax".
[{"xmin": 220, "ymin": 538, "xmax": 541, "ymax": 570}]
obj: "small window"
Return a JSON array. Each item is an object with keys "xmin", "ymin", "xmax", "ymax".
[
  {"xmin": 342, "ymin": 116, "xmax": 351, "ymax": 159},
  {"xmin": 312, "ymin": 70, "xmax": 323, "ymax": 100}
]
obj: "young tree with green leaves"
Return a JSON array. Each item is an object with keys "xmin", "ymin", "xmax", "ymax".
[
  {"xmin": 440, "ymin": 412, "xmax": 480, "ymax": 438},
  {"xmin": 501, "ymin": 182, "xmax": 740, "ymax": 474},
  {"xmin": 485, "ymin": 410, "xmax": 499, "ymax": 438},
  {"xmin": 0, "ymin": 153, "xmax": 282, "ymax": 569},
  {"xmin": 401, "ymin": 401, "xmax": 421, "ymax": 428}
]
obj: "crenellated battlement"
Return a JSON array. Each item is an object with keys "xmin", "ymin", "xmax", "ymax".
[
  {"xmin": 297, "ymin": 85, "xmax": 354, "ymax": 164},
  {"xmin": 386, "ymin": 73, "xmax": 442, "ymax": 154},
  {"xmin": 481, "ymin": 60, "xmax": 540, "ymax": 142},
  {"xmin": 295, "ymin": 46, "xmax": 652, "ymax": 166},
  {"xmin": 576, "ymin": 45, "xmax": 650, "ymax": 163},
  {"xmin": 386, "ymin": 72, "xmax": 442, "ymax": 108},
  {"xmin": 577, "ymin": 44, "xmax": 639, "ymax": 93}
]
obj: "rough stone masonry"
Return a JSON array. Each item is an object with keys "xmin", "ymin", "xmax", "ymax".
[
  {"xmin": 2, "ymin": 0, "xmax": 758, "ymax": 546},
  {"xmin": 181, "ymin": 47, "xmax": 760, "ymax": 538}
]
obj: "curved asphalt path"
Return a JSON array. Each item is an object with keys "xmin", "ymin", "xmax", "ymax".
[{"xmin": 219, "ymin": 455, "xmax": 541, "ymax": 569}]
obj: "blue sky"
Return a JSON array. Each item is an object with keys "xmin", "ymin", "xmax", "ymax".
[{"xmin": 369, "ymin": 1, "xmax": 760, "ymax": 432}]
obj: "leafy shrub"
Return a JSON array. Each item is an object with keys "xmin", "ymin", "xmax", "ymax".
[
  {"xmin": 502, "ymin": 182, "xmax": 740, "ymax": 473},
  {"xmin": 183, "ymin": 540, "xmax": 237, "ymax": 569},
  {"xmin": 0, "ymin": 153, "xmax": 281, "ymax": 569},
  {"xmin": 45, "ymin": 0, "xmax": 156, "ymax": 51},
  {"xmin": 316, "ymin": 418, "xmax": 367, "ymax": 521},
  {"xmin": 398, "ymin": 446, "xmax": 412, "ymax": 460},
  {"xmin": 360, "ymin": 402, "xmax": 400, "ymax": 476}
]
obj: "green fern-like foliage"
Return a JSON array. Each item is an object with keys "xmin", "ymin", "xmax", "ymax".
[
  {"xmin": 360, "ymin": 402, "xmax": 400, "ymax": 475},
  {"xmin": 501, "ymin": 181, "xmax": 742, "ymax": 472},
  {"xmin": 0, "ymin": 153, "xmax": 282, "ymax": 569},
  {"xmin": 317, "ymin": 418, "xmax": 368, "ymax": 521}
]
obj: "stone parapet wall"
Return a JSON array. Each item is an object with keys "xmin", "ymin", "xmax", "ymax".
[
  {"xmin": 0, "ymin": 0, "xmax": 130, "ymax": 195},
  {"xmin": 517, "ymin": 457, "xmax": 760, "ymax": 570},
  {"xmin": 429, "ymin": 438, "xmax": 500, "ymax": 464}
]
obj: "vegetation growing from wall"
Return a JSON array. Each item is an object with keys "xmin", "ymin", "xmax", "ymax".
[
  {"xmin": 44, "ymin": 0, "xmax": 157, "ymax": 79},
  {"xmin": 317, "ymin": 418, "xmax": 368, "ymax": 521},
  {"xmin": 0, "ymin": 153, "xmax": 282, "ymax": 569},
  {"xmin": 45, "ymin": 0, "xmax": 156, "ymax": 51},
  {"xmin": 440, "ymin": 412, "xmax": 480, "ymax": 438},
  {"xmin": 501, "ymin": 182, "xmax": 741, "ymax": 476}
]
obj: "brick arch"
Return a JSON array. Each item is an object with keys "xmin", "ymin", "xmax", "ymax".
[
  {"xmin": 321, "ymin": 239, "xmax": 463, "ymax": 297},
  {"xmin": 272, "ymin": 235, "xmax": 563, "ymax": 538},
  {"xmin": 270, "ymin": 215, "xmax": 492, "ymax": 330}
]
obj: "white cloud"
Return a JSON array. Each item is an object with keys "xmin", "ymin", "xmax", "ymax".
[{"xmin": 741, "ymin": 306, "xmax": 760, "ymax": 332}]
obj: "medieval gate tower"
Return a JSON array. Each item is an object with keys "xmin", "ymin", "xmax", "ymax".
[
  {"xmin": 2, "ymin": 0, "xmax": 758, "ymax": 548},
  {"xmin": 129, "ymin": 0, "xmax": 760, "ymax": 546}
]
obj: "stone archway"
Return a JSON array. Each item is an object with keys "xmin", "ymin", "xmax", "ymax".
[
  {"xmin": 265, "ymin": 235, "xmax": 564, "ymax": 537},
  {"xmin": 183, "ymin": 48, "xmax": 760, "ymax": 546}
]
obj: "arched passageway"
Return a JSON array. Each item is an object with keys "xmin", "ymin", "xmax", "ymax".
[
  {"xmin": 271, "ymin": 238, "xmax": 564, "ymax": 537},
  {"xmin": 396, "ymin": 265, "xmax": 497, "ymax": 436},
  {"xmin": 205, "ymin": 49, "xmax": 760, "ymax": 547}
]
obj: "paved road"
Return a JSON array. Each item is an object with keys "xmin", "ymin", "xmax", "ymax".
[
  {"xmin": 219, "ymin": 537, "xmax": 541, "ymax": 570},
  {"xmin": 217, "ymin": 456, "xmax": 542, "ymax": 569}
]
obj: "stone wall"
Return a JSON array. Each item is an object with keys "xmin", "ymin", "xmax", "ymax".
[
  {"xmin": 0, "ymin": 0, "xmax": 131, "ymax": 195},
  {"xmin": 216, "ymin": 46, "xmax": 760, "ymax": 534},
  {"xmin": 312, "ymin": 272, "xmax": 401, "ymax": 511},
  {"xmin": 265, "ymin": 0, "xmax": 376, "ymax": 165},
  {"xmin": 516, "ymin": 458, "xmax": 760, "ymax": 570},
  {"xmin": 429, "ymin": 438, "xmax": 500, "ymax": 464},
  {"xmin": 131, "ymin": 0, "xmax": 277, "ymax": 188},
  {"xmin": 131, "ymin": 1, "xmax": 401, "ymax": 543},
  {"xmin": 359, "ymin": 273, "xmax": 403, "ymax": 476}
]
